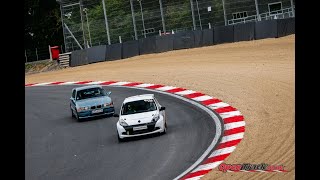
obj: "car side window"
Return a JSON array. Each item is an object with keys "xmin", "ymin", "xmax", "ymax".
[
  {"xmin": 72, "ymin": 90, "xmax": 76, "ymax": 99},
  {"xmin": 154, "ymin": 98, "xmax": 161, "ymax": 109}
]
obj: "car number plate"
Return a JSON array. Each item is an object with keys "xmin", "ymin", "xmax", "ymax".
[
  {"xmin": 133, "ymin": 126, "xmax": 148, "ymax": 131},
  {"xmin": 92, "ymin": 109, "xmax": 103, "ymax": 113}
]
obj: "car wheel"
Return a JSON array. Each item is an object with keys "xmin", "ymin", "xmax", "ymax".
[
  {"xmin": 162, "ymin": 122, "xmax": 167, "ymax": 134},
  {"xmin": 75, "ymin": 112, "xmax": 81, "ymax": 122},
  {"xmin": 118, "ymin": 134, "xmax": 124, "ymax": 142},
  {"xmin": 71, "ymin": 109, "xmax": 75, "ymax": 118}
]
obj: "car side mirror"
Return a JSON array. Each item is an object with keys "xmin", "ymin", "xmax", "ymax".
[
  {"xmin": 113, "ymin": 114, "xmax": 119, "ymax": 117},
  {"xmin": 70, "ymin": 97, "xmax": 75, "ymax": 101},
  {"xmin": 160, "ymin": 107, "xmax": 165, "ymax": 111},
  {"xmin": 107, "ymin": 91, "xmax": 111, "ymax": 96}
]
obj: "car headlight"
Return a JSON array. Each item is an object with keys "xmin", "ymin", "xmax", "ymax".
[
  {"xmin": 119, "ymin": 119, "xmax": 128, "ymax": 127},
  {"xmin": 103, "ymin": 101, "xmax": 113, "ymax": 107},
  {"xmin": 77, "ymin": 107, "xmax": 89, "ymax": 112},
  {"xmin": 152, "ymin": 114, "xmax": 160, "ymax": 122}
]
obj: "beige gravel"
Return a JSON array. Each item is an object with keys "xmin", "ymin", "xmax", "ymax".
[{"xmin": 26, "ymin": 35, "xmax": 295, "ymax": 180}]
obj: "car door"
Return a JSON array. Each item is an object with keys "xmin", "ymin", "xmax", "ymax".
[
  {"xmin": 70, "ymin": 89, "xmax": 77, "ymax": 112},
  {"xmin": 154, "ymin": 97, "xmax": 165, "ymax": 121}
]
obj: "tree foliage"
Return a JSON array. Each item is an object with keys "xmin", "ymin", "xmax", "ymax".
[
  {"xmin": 24, "ymin": 0, "xmax": 224, "ymax": 50},
  {"xmin": 24, "ymin": 0, "xmax": 64, "ymax": 49}
]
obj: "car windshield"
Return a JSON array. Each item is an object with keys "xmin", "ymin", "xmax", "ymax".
[
  {"xmin": 76, "ymin": 87, "xmax": 106, "ymax": 100},
  {"xmin": 121, "ymin": 99, "xmax": 157, "ymax": 115}
]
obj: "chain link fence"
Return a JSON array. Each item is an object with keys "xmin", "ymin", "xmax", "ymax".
[
  {"xmin": 25, "ymin": 45, "xmax": 66, "ymax": 63},
  {"xmin": 54, "ymin": 0, "xmax": 294, "ymax": 53}
]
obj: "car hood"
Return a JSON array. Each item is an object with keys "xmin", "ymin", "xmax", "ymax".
[
  {"xmin": 121, "ymin": 111, "xmax": 158, "ymax": 126},
  {"xmin": 76, "ymin": 96, "xmax": 111, "ymax": 107}
]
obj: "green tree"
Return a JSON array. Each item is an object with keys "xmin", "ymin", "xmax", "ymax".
[{"xmin": 24, "ymin": 0, "xmax": 63, "ymax": 49}]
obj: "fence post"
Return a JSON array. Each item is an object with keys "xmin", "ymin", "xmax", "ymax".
[
  {"xmin": 119, "ymin": 36, "xmax": 122, "ymax": 43},
  {"xmin": 79, "ymin": 0, "xmax": 87, "ymax": 48},
  {"xmin": 102, "ymin": 0, "xmax": 111, "ymax": 45},
  {"xmin": 290, "ymin": 0, "xmax": 295, "ymax": 17},
  {"xmin": 190, "ymin": 0, "xmax": 196, "ymax": 30},
  {"xmin": 159, "ymin": 0, "xmax": 166, "ymax": 34},
  {"xmin": 159, "ymin": 30, "xmax": 161, "ymax": 36},
  {"xmin": 59, "ymin": 2, "xmax": 67, "ymax": 54},
  {"xmin": 254, "ymin": 0, "xmax": 261, "ymax": 21},
  {"xmin": 25, "ymin": 50, "xmax": 28, "ymax": 63},
  {"xmin": 35, "ymin": 48, "xmax": 39, "ymax": 61},
  {"xmin": 130, "ymin": 0, "xmax": 138, "ymax": 40},
  {"xmin": 195, "ymin": 0, "xmax": 202, "ymax": 30},
  {"xmin": 222, "ymin": 0, "xmax": 227, "ymax": 26},
  {"xmin": 49, "ymin": 45, "xmax": 52, "ymax": 61}
]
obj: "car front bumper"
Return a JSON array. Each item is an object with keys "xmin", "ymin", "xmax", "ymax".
[
  {"xmin": 78, "ymin": 106, "xmax": 115, "ymax": 119},
  {"xmin": 117, "ymin": 116, "xmax": 165, "ymax": 139}
]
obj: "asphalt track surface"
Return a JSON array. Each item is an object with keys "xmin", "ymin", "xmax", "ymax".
[{"xmin": 25, "ymin": 86, "xmax": 216, "ymax": 180}]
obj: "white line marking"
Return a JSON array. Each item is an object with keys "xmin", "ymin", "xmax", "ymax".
[
  {"xmin": 191, "ymin": 161, "xmax": 224, "ymax": 172},
  {"xmin": 184, "ymin": 175, "xmax": 204, "ymax": 180},
  {"xmin": 175, "ymin": 90, "xmax": 197, "ymax": 95},
  {"xmin": 85, "ymin": 81, "xmax": 106, "ymax": 85},
  {"xmin": 192, "ymin": 95, "xmax": 213, "ymax": 102},
  {"xmin": 208, "ymin": 102, "xmax": 230, "ymax": 109},
  {"xmin": 134, "ymin": 83, "xmax": 155, "ymax": 87},
  {"xmin": 224, "ymin": 121, "xmax": 246, "ymax": 130},
  {"xmin": 220, "ymin": 133, "xmax": 245, "ymax": 143},
  {"xmin": 209, "ymin": 146, "xmax": 236, "ymax": 158},
  {"xmin": 59, "ymin": 81, "xmax": 80, "ymax": 85},
  {"xmin": 109, "ymin": 81, "xmax": 131, "ymax": 86},
  {"xmin": 32, "ymin": 82, "xmax": 53, "ymax": 86},
  {"xmin": 219, "ymin": 111, "xmax": 242, "ymax": 119},
  {"xmin": 156, "ymin": 86, "xmax": 177, "ymax": 91}
]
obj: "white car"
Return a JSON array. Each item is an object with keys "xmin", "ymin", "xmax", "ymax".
[{"xmin": 116, "ymin": 94, "xmax": 167, "ymax": 142}]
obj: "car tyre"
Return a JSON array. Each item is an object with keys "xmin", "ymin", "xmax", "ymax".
[
  {"xmin": 71, "ymin": 109, "xmax": 75, "ymax": 118},
  {"xmin": 162, "ymin": 122, "xmax": 167, "ymax": 134},
  {"xmin": 118, "ymin": 134, "xmax": 124, "ymax": 142},
  {"xmin": 75, "ymin": 112, "xmax": 81, "ymax": 122}
]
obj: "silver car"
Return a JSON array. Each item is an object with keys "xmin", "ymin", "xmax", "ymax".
[{"xmin": 70, "ymin": 85, "xmax": 115, "ymax": 121}]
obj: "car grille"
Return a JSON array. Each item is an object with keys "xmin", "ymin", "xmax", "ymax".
[
  {"xmin": 91, "ymin": 104, "xmax": 103, "ymax": 110},
  {"xmin": 123, "ymin": 122, "xmax": 157, "ymax": 135}
]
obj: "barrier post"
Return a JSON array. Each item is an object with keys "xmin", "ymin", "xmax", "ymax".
[
  {"xmin": 290, "ymin": 0, "xmax": 295, "ymax": 17},
  {"xmin": 102, "ymin": 0, "xmax": 111, "ymax": 45},
  {"xmin": 130, "ymin": 0, "xmax": 138, "ymax": 40},
  {"xmin": 159, "ymin": 0, "xmax": 166, "ymax": 34},
  {"xmin": 119, "ymin": 36, "xmax": 122, "ymax": 43},
  {"xmin": 49, "ymin": 45, "xmax": 52, "ymax": 61},
  {"xmin": 35, "ymin": 48, "xmax": 38, "ymax": 61},
  {"xmin": 25, "ymin": 50, "xmax": 28, "ymax": 63},
  {"xmin": 222, "ymin": 0, "xmax": 227, "ymax": 26},
  {"xmin": 190, "ymin": 0, "xmax": 196, "ymax": 30}
]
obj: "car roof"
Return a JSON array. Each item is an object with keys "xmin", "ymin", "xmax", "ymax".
[
  {"xmin": 123, "ymin": 94, "xmax": 155, "ymax": 103},
  {"xmin": 73, "ymin": 85, "xmax": 103, "ymax": 91}
]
